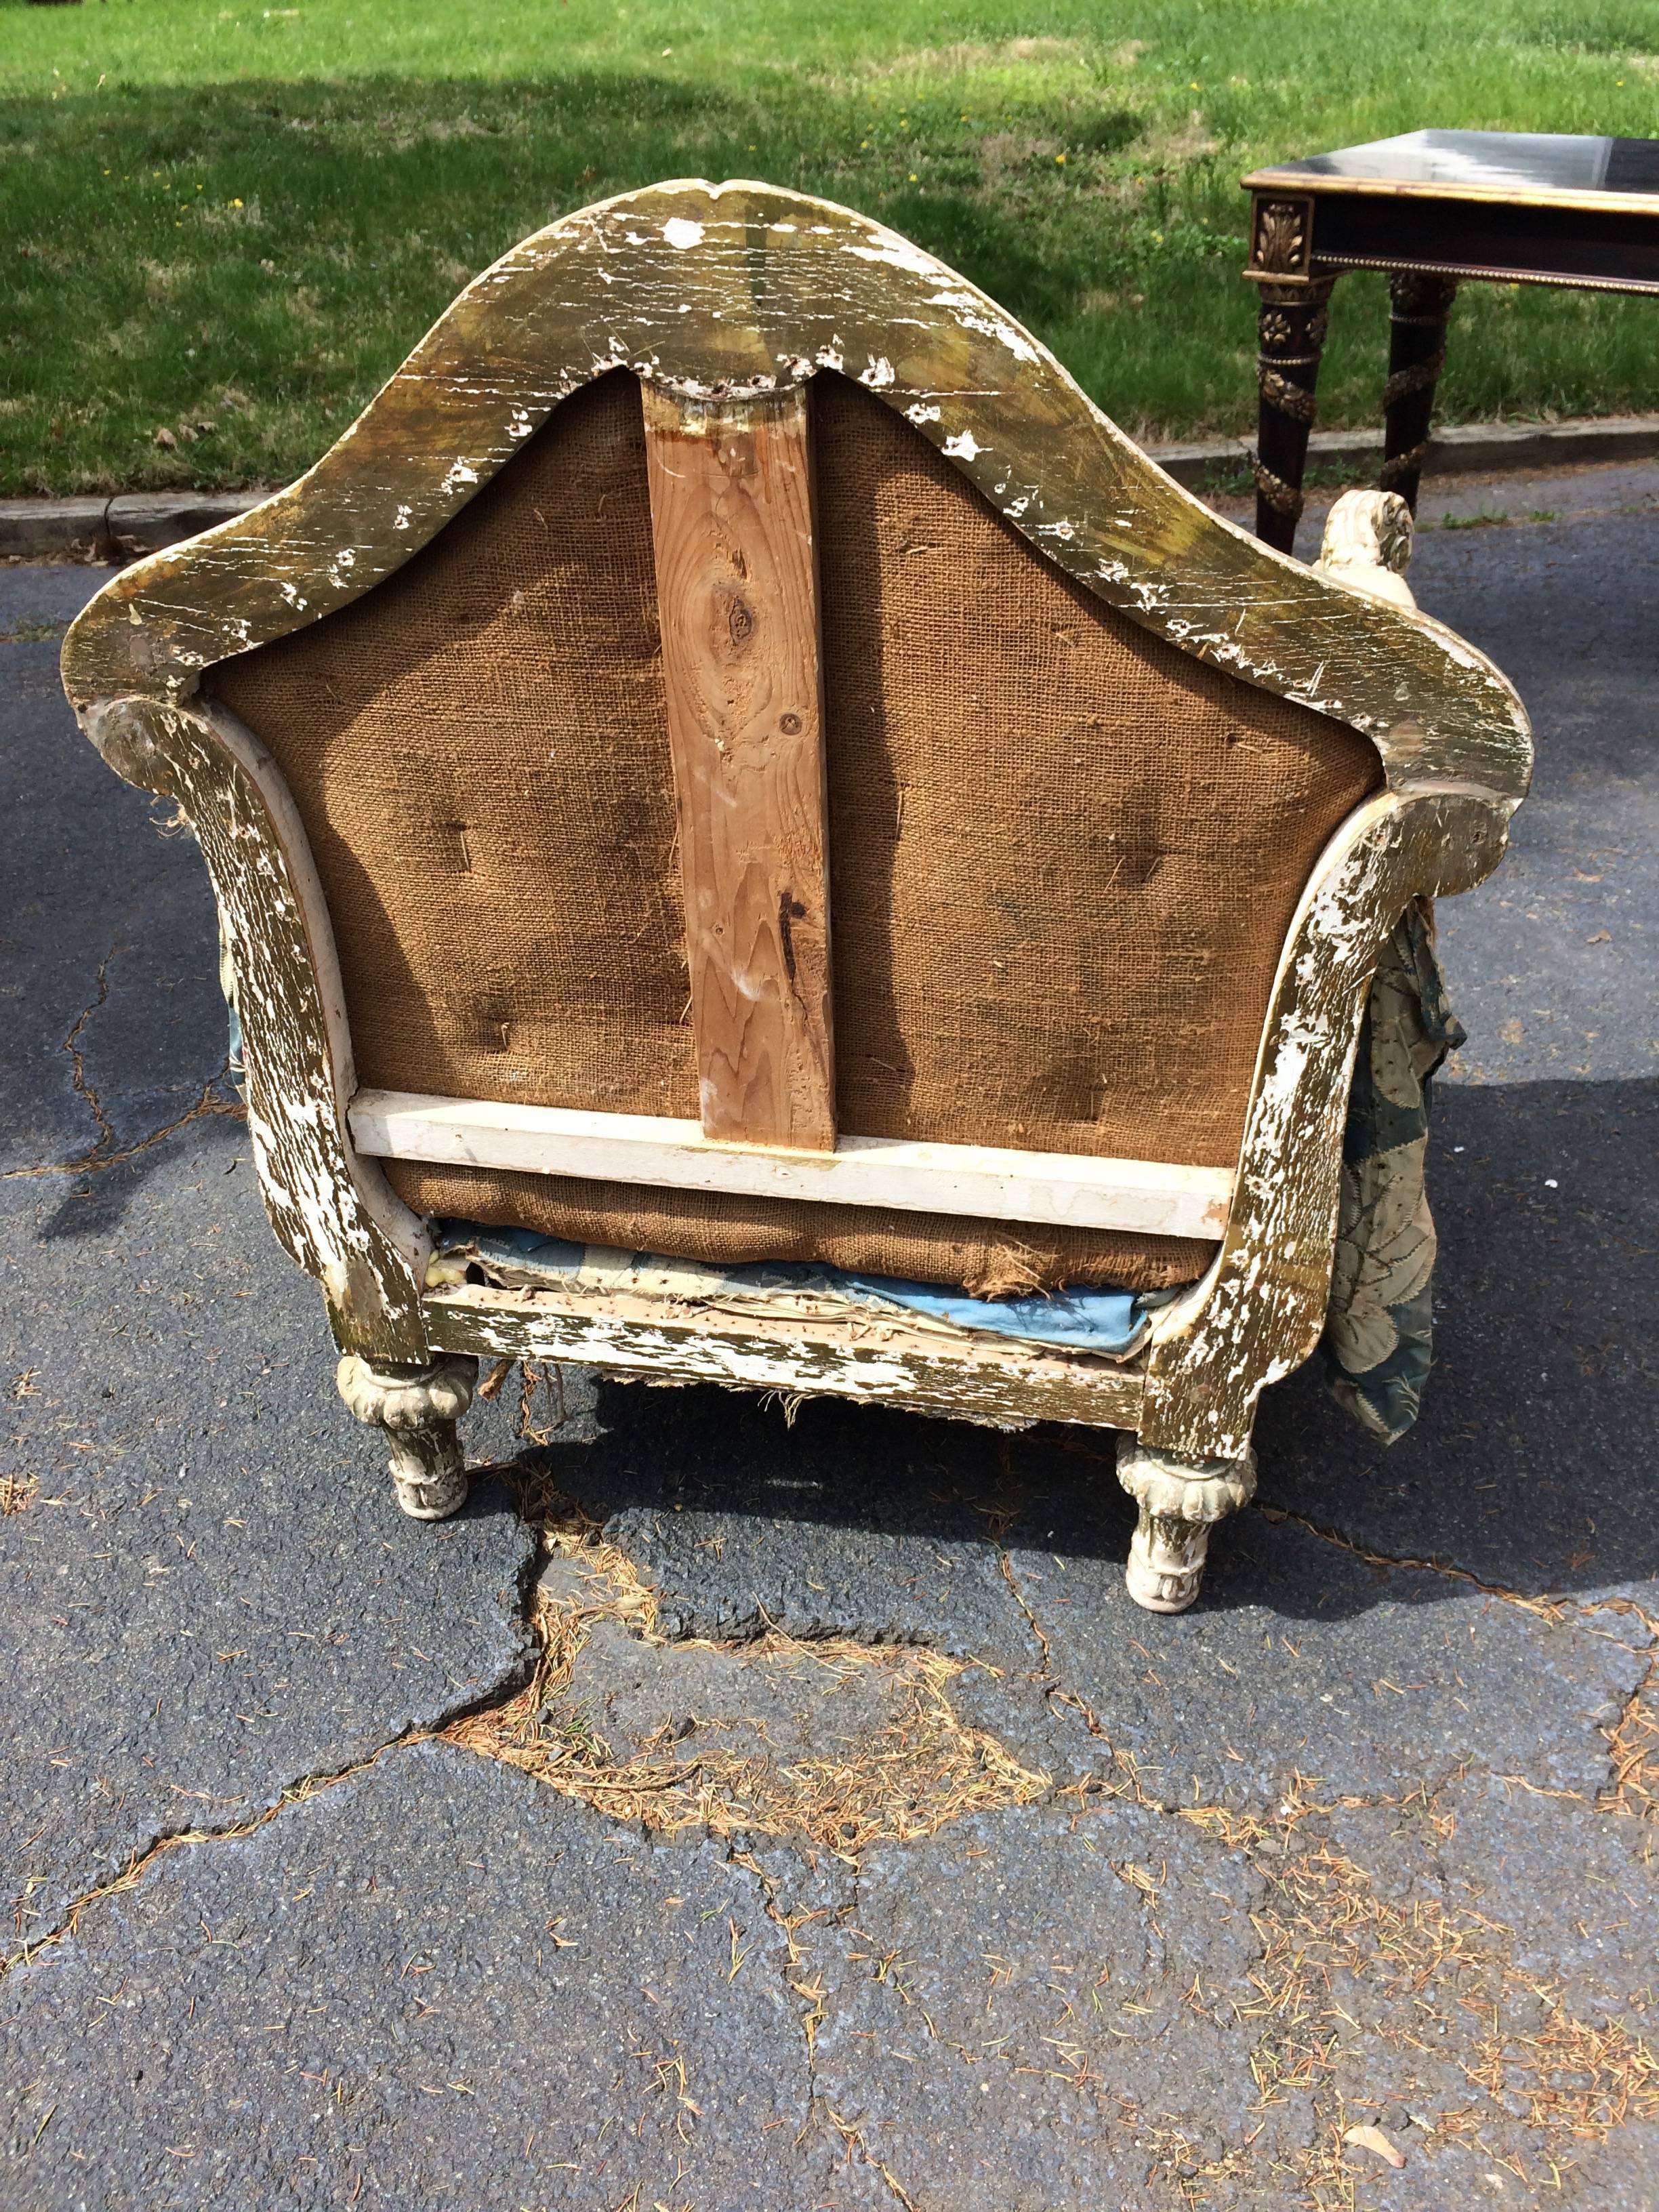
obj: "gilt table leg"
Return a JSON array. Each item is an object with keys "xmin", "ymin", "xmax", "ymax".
[
  {"xmin": 1380, "ymin": 271, "xmax": 1458, "ymax": 517},
  {"xmin": 1253, "ymin": 276, "xmax": 1336, "ymax": 555}
]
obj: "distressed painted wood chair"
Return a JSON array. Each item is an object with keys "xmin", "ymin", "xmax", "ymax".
[{"xmin": 60, "ymin": 182, "xmax": 1532, "ymax": 1612}]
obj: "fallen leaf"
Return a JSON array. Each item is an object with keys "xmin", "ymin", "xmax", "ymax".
[
  {"xmin": 152, "ymin": 426, "xmax": 177, "ymax": 449},
  {"xmin": 1585, "ymin": 929, "xmax": 1611, "ymax": 944},
  {"xmin": 1343, "ymin": 2123, "xmax": 1406, "ymax": 2169}
]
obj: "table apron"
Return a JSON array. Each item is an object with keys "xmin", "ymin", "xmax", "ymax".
[{"xmin": 1305, "ymin": 192, "xmax": 1659, "ymax": 294}]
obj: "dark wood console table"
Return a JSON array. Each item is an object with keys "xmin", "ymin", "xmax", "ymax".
[{"xmin": 1241, "ymin": 129, "xmax": 1659, "ymax": 552}]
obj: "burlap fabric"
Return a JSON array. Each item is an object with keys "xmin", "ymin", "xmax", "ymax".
[{"xmin": 213, "ymin": 369, "xmax": 1380, "ymax": 1294}]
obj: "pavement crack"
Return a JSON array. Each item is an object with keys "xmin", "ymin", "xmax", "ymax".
[
  {"xmin": 1, "ymin": 1726, "xmax": 430, "ymax": 1984},
  {"xmin": 731, "ymin": 1851, "xmax": 828, "ymax": 2063},
  {"xmin": 1, "ymin": 1610, "xmax": 539, "ymax": 1984},
  {"xmin": 1597, "ymin": 1647, "xmax": 1659, "ymax": 1821},
  {"xmin": 449, "ymin": 1470, "xmax": 1048, "ymax": 1848},
  {"xmin": 995, "ymin": 1544, "xmax": 1052, "ymax": 1673},
  {"xmin": 996, "ymin": 1542, "xmax": 1168, "ymax": 1811},
  {"xmin": 819, "ymin": 2103, "xmax": 922, "ymax": 2210},
  {"xmin": 1255, "ymin": 1501, "xmax": 1658, "ymax": 1665},
  {"xmin": 1, "ymin": 1071, "xmax": 244, "ymax": 1182},
  {"xmin": 63, "ymin": 952, "xmax": 116, "ymax": 1158},
  {"xmin": 1257, "ymin": 1499, "xmax": 1570, "ymax": 1625},
  {"xmin": 1256, "ymin": 1503, "xmax": 1659, "ymax": 1824}
]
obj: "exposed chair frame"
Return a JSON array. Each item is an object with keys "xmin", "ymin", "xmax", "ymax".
[{"xmin": 62, "ymin": 181, "xmax": 1532, "ymax": 1612}]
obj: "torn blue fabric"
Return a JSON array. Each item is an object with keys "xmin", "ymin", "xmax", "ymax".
[
  {"xmin": 430, "ymin": 1221, "xmax": 1154, "ymax": 1358},
  {"xmin": 835, "ymin": 1273, "xmax": 1147, "ymax": 1353}
]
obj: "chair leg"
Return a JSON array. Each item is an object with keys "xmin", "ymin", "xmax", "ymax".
[
  {"xmin": 337, "ymin": 1352, "xmax": 478, "ymax": 1520},
  {"xmin": 1116, "ymin": 1435, "xmax": 1257, "ymax": 1614}
]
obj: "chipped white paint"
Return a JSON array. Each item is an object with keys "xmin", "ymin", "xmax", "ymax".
[
  {"xmin": 63, "ymin": 178, "xmax": 1532, "ymax": 815},
  {"xmin": 79, "ymin": 693, "xmax": 430, "ymax": 1364},
  {"xmin": 422, "ymin": 1283, "xmax": 1144, "ymax": 1432},
  {"xmin": 924, "ymin": 290, "xmax": 1040, "ymax": 364},
  {"xmin": 60, "ymin": 178, "xmax": 1528, "ymax": 1597},
  {"xmin": 337, "ymin": 1351, "xmax": 476, "ymax": 1517},
  {"xmin": 1117, "ymin": 1435, "xmax": 1257, "ymax": 1612},
  {"xmin": 1141, "ymin": 790, "xmax": 1499, "ymax": 1463},
  {"xmin": 1318, "ymin": 489, "xmax": 1417, "ymax": 610},
  {"xmin": 842, "ymin": 232, "xmax": 939, "ymax": 279}
]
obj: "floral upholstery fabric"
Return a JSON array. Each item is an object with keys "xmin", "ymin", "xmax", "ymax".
[{"xmin": 1322, "ymin": 900, "xmax": 1465, "ymax": 1442}]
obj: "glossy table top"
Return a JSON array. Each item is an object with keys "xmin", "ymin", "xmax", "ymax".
[{"xmin": 1245, "ymin": 130, "xmax": 1659, "ymax": 212}]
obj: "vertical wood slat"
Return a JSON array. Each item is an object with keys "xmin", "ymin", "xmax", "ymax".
[{"xmin": 642, "ymin": 382, "xmax": 836, "ymax": 1153}]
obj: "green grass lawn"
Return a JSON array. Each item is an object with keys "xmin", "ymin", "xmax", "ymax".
[{"xmin": 3, "ymin": 0, "xmax": 1657, "ymax": 495}]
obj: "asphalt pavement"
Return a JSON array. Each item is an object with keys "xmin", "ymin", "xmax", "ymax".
[{"xmin": 1, "ymin": 465, "xmax": 1655, "ymax": 2211}]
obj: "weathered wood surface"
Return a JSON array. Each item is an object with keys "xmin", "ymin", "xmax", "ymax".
[
  {"xmin": 422, "ymin": 1282, "xmax": 1146, "ymax": 1431},
  {"xmin": 1117, "ymin": 1435, "xmax": 1258, "ymax": 1614},
  {"xmin": 62, "ymin": 179, "xmax": 1532, "ymax": 808},
  {"xmin": 348, "ymin": 1089, "xmax": 1236, "ymax": 1240},
  {"xmin": 1141, "ymin": 789, "xmax": 1504, "ymax": 1461},
  {"xmin": 642, "ymin": 384, "xmax": 836, "ymax": 1151},
  {"xmin": 337, "ymin": 1352, "xmax": 476, "ymax": 1519},
  {"xmin": 81, "ymin": 695, "xmax": 430, "ymax": 1365},
  {"xmin": 61, "ymin": 179, "xmax": 1531, "ymax": 1469}
]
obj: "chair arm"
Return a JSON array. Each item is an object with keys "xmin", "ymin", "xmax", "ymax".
[
  {"xmin": 79, "ymin": 693, "xmax": 431, "ymax": 1364},
  {"xmin": 1139, "ymin": 787, "xmax": 1507, "ymax": 1460}
]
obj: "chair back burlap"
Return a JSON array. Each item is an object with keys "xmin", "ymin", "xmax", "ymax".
[{"xmin": 213, "ymin": 370, "xmax": 1380, "ymax": 1294}]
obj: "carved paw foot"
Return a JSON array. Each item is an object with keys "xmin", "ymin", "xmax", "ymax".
[
  {"xmin": 1116, "ymin": 1436, "xmax": 1257, "ymax": 1615},
  {"xmin": 337, "ymin": 1353, "xmax": 478, "ymax": 1520}
]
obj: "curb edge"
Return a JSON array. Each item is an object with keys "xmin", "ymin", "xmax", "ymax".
[{"xmin": 5, "ymin": 413, "xmax": 1659, "ymax": 561}]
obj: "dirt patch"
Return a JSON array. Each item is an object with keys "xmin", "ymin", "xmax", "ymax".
[
  {"xmin": 443, "ymin": 1459, "xmax": 1049, "ymax": 1854},
  {"xmin": 861, "ymin": 36, "xmax": 1090, "ymax": 78},
  {"xmin": 1132, "ymin": 110, "xmax": 1221, "ymax": 169}
]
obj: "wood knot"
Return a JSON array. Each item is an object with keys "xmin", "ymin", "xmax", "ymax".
[
  {"xmin": 778, "ymin": 892, "xmax": 808, "ymax": 981},
  {"xmin": 726, "ymin": 595, "xmax": 754, "ymax": 647}
]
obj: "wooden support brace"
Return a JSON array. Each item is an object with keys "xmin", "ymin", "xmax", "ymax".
[
  {"xmin": 642, "ymin": 382, "xmax": 836, "ymax": 1154},
  {"xmin": 348, "ymin": 1088, "xmax": 1237, "ymax": 1241}
]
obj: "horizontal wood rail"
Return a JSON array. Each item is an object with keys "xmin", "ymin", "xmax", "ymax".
[
  {"xmin": 423, "ymin": 1279, "xmax": 1149, "ymax": 1429},
  {"xmin": 348, "ymin": 1090, "xmax": 1234, "ymax": 1242}
]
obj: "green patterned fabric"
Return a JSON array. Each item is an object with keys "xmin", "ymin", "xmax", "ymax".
[{"xmin": 1322, "ymin": 900, "xmax": 1465, "ymax": 1442}]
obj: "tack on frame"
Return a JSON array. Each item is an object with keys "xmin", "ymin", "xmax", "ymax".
[{"xmin": 60, "ymin": 180, "xmax": 1533, "ymax": 1612}]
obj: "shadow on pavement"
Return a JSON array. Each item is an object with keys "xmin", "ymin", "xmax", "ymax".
[{"xmin": 538, "ymin": 1072, "xmax": 1656, "ymax": 1622}]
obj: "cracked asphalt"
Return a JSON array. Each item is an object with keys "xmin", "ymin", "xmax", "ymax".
[{"xmin": 2, "ymin": 466, "xmax": 1656, "ymax": 2210}]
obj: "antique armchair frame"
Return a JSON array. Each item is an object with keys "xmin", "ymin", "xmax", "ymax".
[{"xmin": 61, "ymin": 182, "xmax": 1532, "ymax": 1610}]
